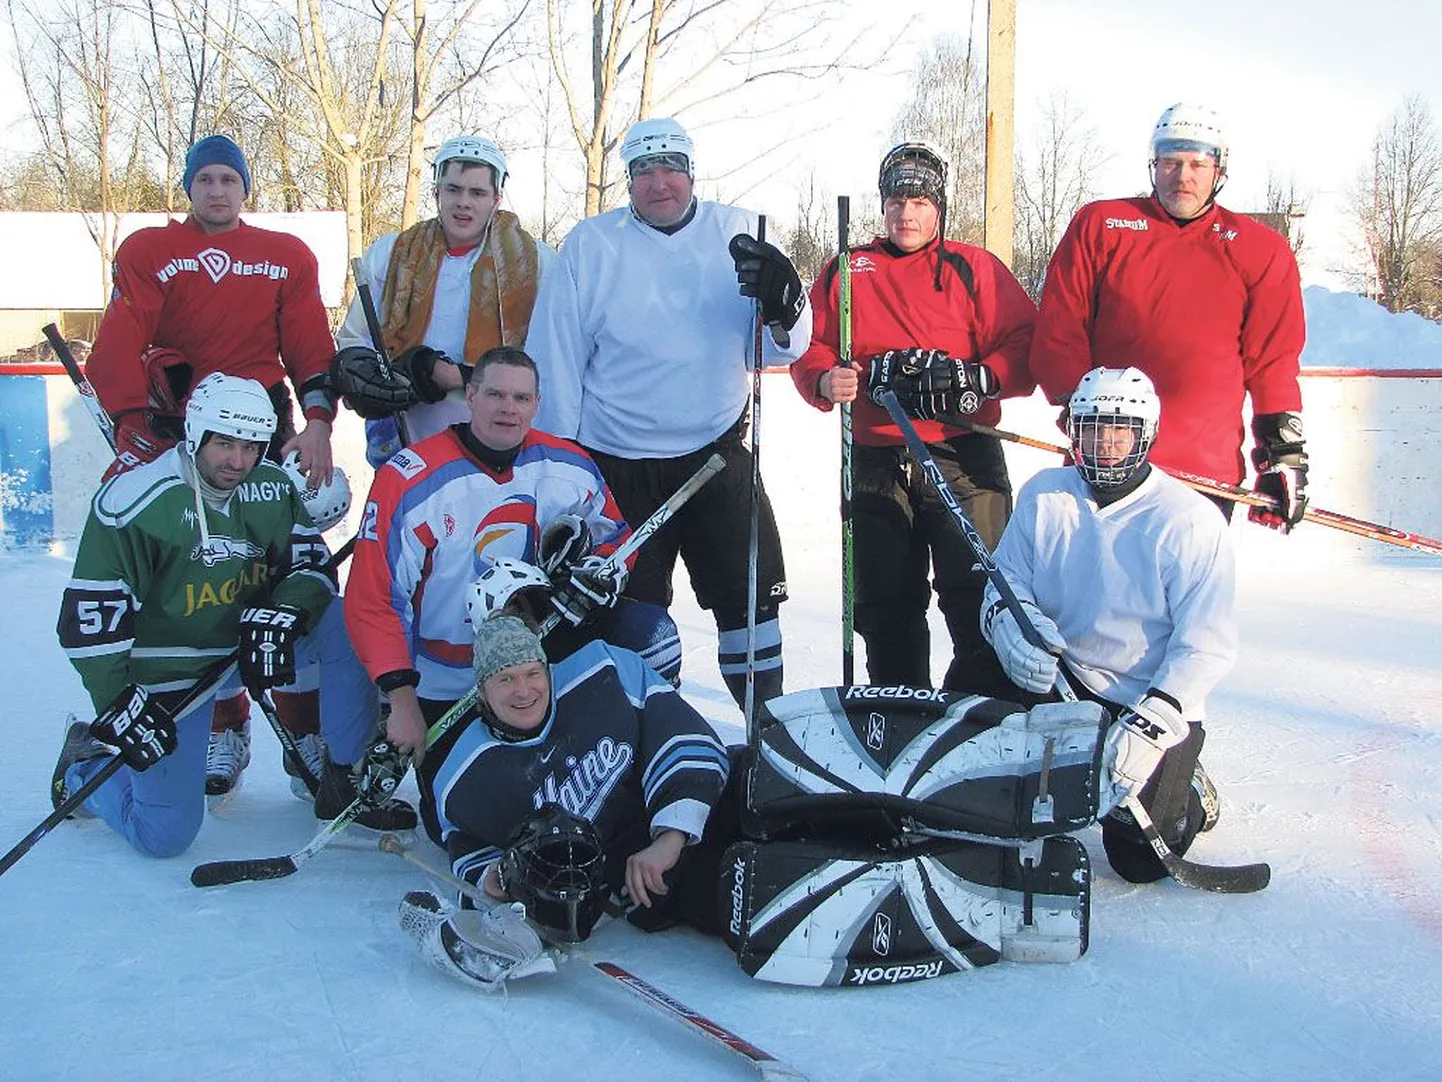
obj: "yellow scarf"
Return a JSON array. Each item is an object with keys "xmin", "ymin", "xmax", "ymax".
[{"xmin": 379, "ymin": 210, "xmax": 540, "ymax": 364}]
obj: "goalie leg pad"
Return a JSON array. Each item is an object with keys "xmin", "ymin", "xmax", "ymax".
[
  {"xmin": 718, "ymin": 835, "xmax": 1089, "ymax": 987},
  {"xmin": 745, "ymin": 687, "xmax": 1108, "ymax": 844},
  {"xmin": 398, "ymin": 890, "xmax": 555, "ymax": 991}
]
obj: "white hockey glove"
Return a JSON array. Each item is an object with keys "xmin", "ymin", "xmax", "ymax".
[
  {"xmin": 981, "ymin": 598, "xmax": 1065, "ymax": 695},
  {"xmin": 550, "ymin": 555, "xmax": 627, "ymax": 627},
  {"xmin": 397, "ymin": 890, "xmax": 554, "ymax": 991},
  {"xmin": 1099, "ymin": 691, "xmax": 1189, "ymax": 816}
]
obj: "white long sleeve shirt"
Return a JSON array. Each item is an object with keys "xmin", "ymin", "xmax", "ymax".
[
  {"xmin": 336, "ymin": 228, "xmax": 557, "ymax": 443},
  {"xmin": 985, "ymin": 466, "xmax": 1237, "ymax": 720},
  {"xmin": 526, "ymin": 200, "xmax": 812, "ymax": 457}
]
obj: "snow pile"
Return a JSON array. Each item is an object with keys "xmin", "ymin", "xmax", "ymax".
[{"xmin": 1301, "ymin": 286, "xmax": 1442, "ymax": 370}]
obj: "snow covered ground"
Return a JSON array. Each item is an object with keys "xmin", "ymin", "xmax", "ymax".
[{"xmin": 3, "ymin": 390, "xmax": 1441, "ymax": 1082}]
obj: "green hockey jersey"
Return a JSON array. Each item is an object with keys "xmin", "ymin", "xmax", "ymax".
[{"xmin": 57, "ymin": 449, "xmax": 337, "ymax": 713}]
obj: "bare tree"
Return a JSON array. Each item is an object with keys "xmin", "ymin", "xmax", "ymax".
[
  {"xmin": 891, "ymin": 33, "xmax": 987, "ymax": 244},
  {"xmin": 1350, "ymin": 94, "xmax": 1442, "ymax": 314},
  {"xmin": 395, "ymin": 0, "xmax": 530, "ymax": 229},
  {"xmin": 1263, "ymin": 170, "xmax": 1308, "ymax": 258},
  {"xmin": 545, "ymin": 0, "xmax": 866, "ymax": 218},
  {"xmin": 7, "ymin": 0, "xmax": 168, "ymax": 299},
  {"xmin": 164, "ymin": 0, "xmax": 409, "ymax": 267},
  {"xmin": 1011, "ymin": 89, "xmax": 1104, "ymax": 300}
]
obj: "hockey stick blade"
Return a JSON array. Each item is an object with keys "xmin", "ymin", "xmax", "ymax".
[
  {"xmin": 593, "ymin": 962, "xmax": 809, "ymax": 1082},
  {"xmin": 1123, "ymin": 796, "xmax": 1270, "ymax": 894},
  {"xmin": 190, "ymin": 855, "xmax": 299, "ymax": 887}
]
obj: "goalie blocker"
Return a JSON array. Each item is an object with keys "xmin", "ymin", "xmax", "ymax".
[{"xmin": 706, "ymin": 686, "xmax": 1103, "ymax": 986}]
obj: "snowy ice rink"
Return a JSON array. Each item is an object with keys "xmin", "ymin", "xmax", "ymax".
[{"xmin": 2, "ymin": 384, "xmax": 1440, "ymax": 1082}]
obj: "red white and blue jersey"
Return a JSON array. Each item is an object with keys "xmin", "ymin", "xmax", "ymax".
[
  {"xmin": 345, "ymin": 425, "xmax": 631, "ymax": 699},
  {"xmin": 431, "ymin": 640, "xmax": 731, "ymax": 888}
]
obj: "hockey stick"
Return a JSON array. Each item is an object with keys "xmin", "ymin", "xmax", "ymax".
[
  {"xmin": 377, "ymin": 834, "xmax": 808, "ymax": 1081},
  {"xmin": 876, "ymin": 390, "xmax": 1271, "ymax": 894},
  {"xmin": 0, "ymin": 652, "xmax": 238, "ymax": 879},
  {"xmin": 189, "ymin": 791, "xmax": 372, "ymax": 887},
  {"xmin": 248, "ymin": 686, "xmax": 323, "ymax": 798},
  {"xmin": 43, "ymin": 323, "xmax": 117, "ymax": 452},
  {"xmin": 837, "ymin": 197, "xmax": 856, "ymax": 686},
  {"xmin": 744, "ymin": 216, "xmax": 767, "ymax": 744},
  {"xmin": 940, "ymin": 413, "xmax": 1442, "ymax": 559},
  {"xmin": 422, "ymin": 451, "xmax": 729, "ymax": 751},
  {"xmin": 349, "ymin": 257, "xmax": 411, "ymax": 448}
]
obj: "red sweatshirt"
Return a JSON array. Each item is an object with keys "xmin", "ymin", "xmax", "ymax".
[
  {"xmin": 1030, "ymin": 196, "xmax": 1304, "ymax": 484},
  {"xmin": 791, "ymin": 237, "xmax": 1037, "ymax": 445},
  {"xmin": 88, "ymin": 217, "xmax": 336, "ymax": 420}
]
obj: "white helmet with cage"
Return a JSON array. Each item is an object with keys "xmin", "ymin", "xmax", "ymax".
[
  {"xmin": 280, "ymin": 451, "xmax": 351, "ymax": 532},
  {"xmin": 1150, "ymin": 103, "xmax": 1228, "ymax": 172},
  {"xmin": 467, "ymin": 558, "xmax": 554, "ymax": 628},
  {"xmin": 432, "ymin": 134, "xmax": 509, "ymax": 189},
  {"xmin": 183, "ymin": 372, "xmax": 276, "ymax": 458},
  {"xmin": 1067, "ymin": 366, "xmax": 1161, "ymax": 491},
  {"xmin": 620, "ymin": 117, "xmax": 694, "ymax": 177}
]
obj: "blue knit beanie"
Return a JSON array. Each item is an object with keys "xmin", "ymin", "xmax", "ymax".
[{"xmin": 183, "ymin": 135, "xmax": 251, "ymax": 196}]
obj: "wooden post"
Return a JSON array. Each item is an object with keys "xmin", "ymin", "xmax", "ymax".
[{"xmin": 984, "ymin": 0, "xmax": 1017, "ymax": 265}]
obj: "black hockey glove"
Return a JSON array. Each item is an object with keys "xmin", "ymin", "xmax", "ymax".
[
  {"xmin": 92, "ymin": 684, "xmax": 177, "ymax": 771},
  {"xmin": 1248, "ymin": 411, "xmax": 1308, "ymax": 533},
  {"xmin": 330, "ymin": 346, "xmax": 416, "ymax": 419},
  {"xmin": 538, "ymin": 514, "xmax": 594, "ymax": 581},
  {"xmin": 238, "ymin": 604, "xmax": 307, "ymax": 689},
  {"xmin": 550, "ymin": 555, "xmax": 627, "ymax": 628},
  {"xmin": 867, "ymin": 348, "xmax": 999, "ymax": 421},
  {"xmin": 391, "ymin": 345, "xmax": 453, "ymax": 405},
  {"xmin": 355, "ymin": 738, "xmax": 410, "ymax": 807},
  {"xmin": 728, "ymin": 233, "xmax": 805, "ymax": 332}
]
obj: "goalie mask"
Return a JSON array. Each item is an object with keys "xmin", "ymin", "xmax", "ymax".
[
  {"xmin": 1067, "ymin": 366, "xmax": 1160, "ymax": 492},
  {"xmin": 280, "ymin": 451, "xmax": 351, "ymax": 532},
  {"xmin": 499, "ymin": 804, "xmax": 609, "ymax": 943}
]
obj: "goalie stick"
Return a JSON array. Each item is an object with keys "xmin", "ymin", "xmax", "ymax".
[
  {"xmin": 939, "ymin": 412, "xmax": 1442, "ymax": 559},
  {"xmin": 378, "ymin": 834, "xmax": 809, "ymax": 1082},
  {"xmin": 43, "ymin": 323, "xmax": 117, "ymax": 451},
  {"xmin": 875, "ymin": 389, "xmax": 1272, "ymax": 894}
]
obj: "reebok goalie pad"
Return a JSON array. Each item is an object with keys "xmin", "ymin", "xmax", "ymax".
[
  {"xmin": 745, "ymin": 687, "xmax": 1108, "ymax": 844},
  {"xmin": 718, "ymin": 835, "xmax": 1090, "ymax": 987}
]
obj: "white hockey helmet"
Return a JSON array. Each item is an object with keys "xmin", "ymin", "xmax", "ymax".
[
  {"xmin": 620, "ymin": 117, "xmax": 694, "ymax": 177},
  {"xmin": 879, "ymin": 141, "xmax": 948, "ymax": 209},
  {"xmin": 467, "ymin": 558, "xmax": 554, "ymax": 627},
  {"xmin": 183, "ymin": 372, "xmax": 276, "ymax": 458},
  {"xmin": 433, "ymin": 134, "xmax": 509, "ymax": 189},
  {"xmin": 1150, "ymin": 103, "xmax": 1228, "ymax": 172},
  {"xmin": 1067, "ymin": 366, "xmax": 1161, "ymax": 491},
  {"xmin": 280, "ymin": 450, "xmax": 352, "ymax": 532}
]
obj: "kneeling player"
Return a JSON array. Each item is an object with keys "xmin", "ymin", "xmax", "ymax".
[{"xmin": 980, "ymin": 366, "xmax": 1236, "ymax": 882}]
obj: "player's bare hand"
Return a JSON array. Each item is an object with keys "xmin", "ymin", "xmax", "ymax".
[
  {"xmin": 281, "ymin": 420, "xmax": 333, "ymax": 485},
  {"xmin": 820, "ymin": 363, "xmax": 860, "ymax": 404},
  {"xmin": 625, "ymin": 829, "xmax": 686, "ymax": 909}
]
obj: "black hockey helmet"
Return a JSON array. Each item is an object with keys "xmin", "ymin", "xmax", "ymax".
[{"xmin": 499, "ymin": 804, "xmax": 608, "ymax": 943}]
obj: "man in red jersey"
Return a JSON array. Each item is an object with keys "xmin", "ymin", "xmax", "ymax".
[
  {"xmin": 87, "ymin": 134, "xmax": 337, "ymax": 484},
  {"xmin": 85, "ymin": 134, "xmax": 347, "ymax": 801},
  {"xmin": 791, "ymin": 143, "xmax": 1036, "ymax": 694},
  {"xmin": 1029, "ymin": 103, "xmax": 1309, "ymax": 534}
]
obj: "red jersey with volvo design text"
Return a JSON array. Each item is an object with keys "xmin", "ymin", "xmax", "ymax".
[{"xmin": 88, "ymin": 217, "xmax": 335, "ymax": 418}]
